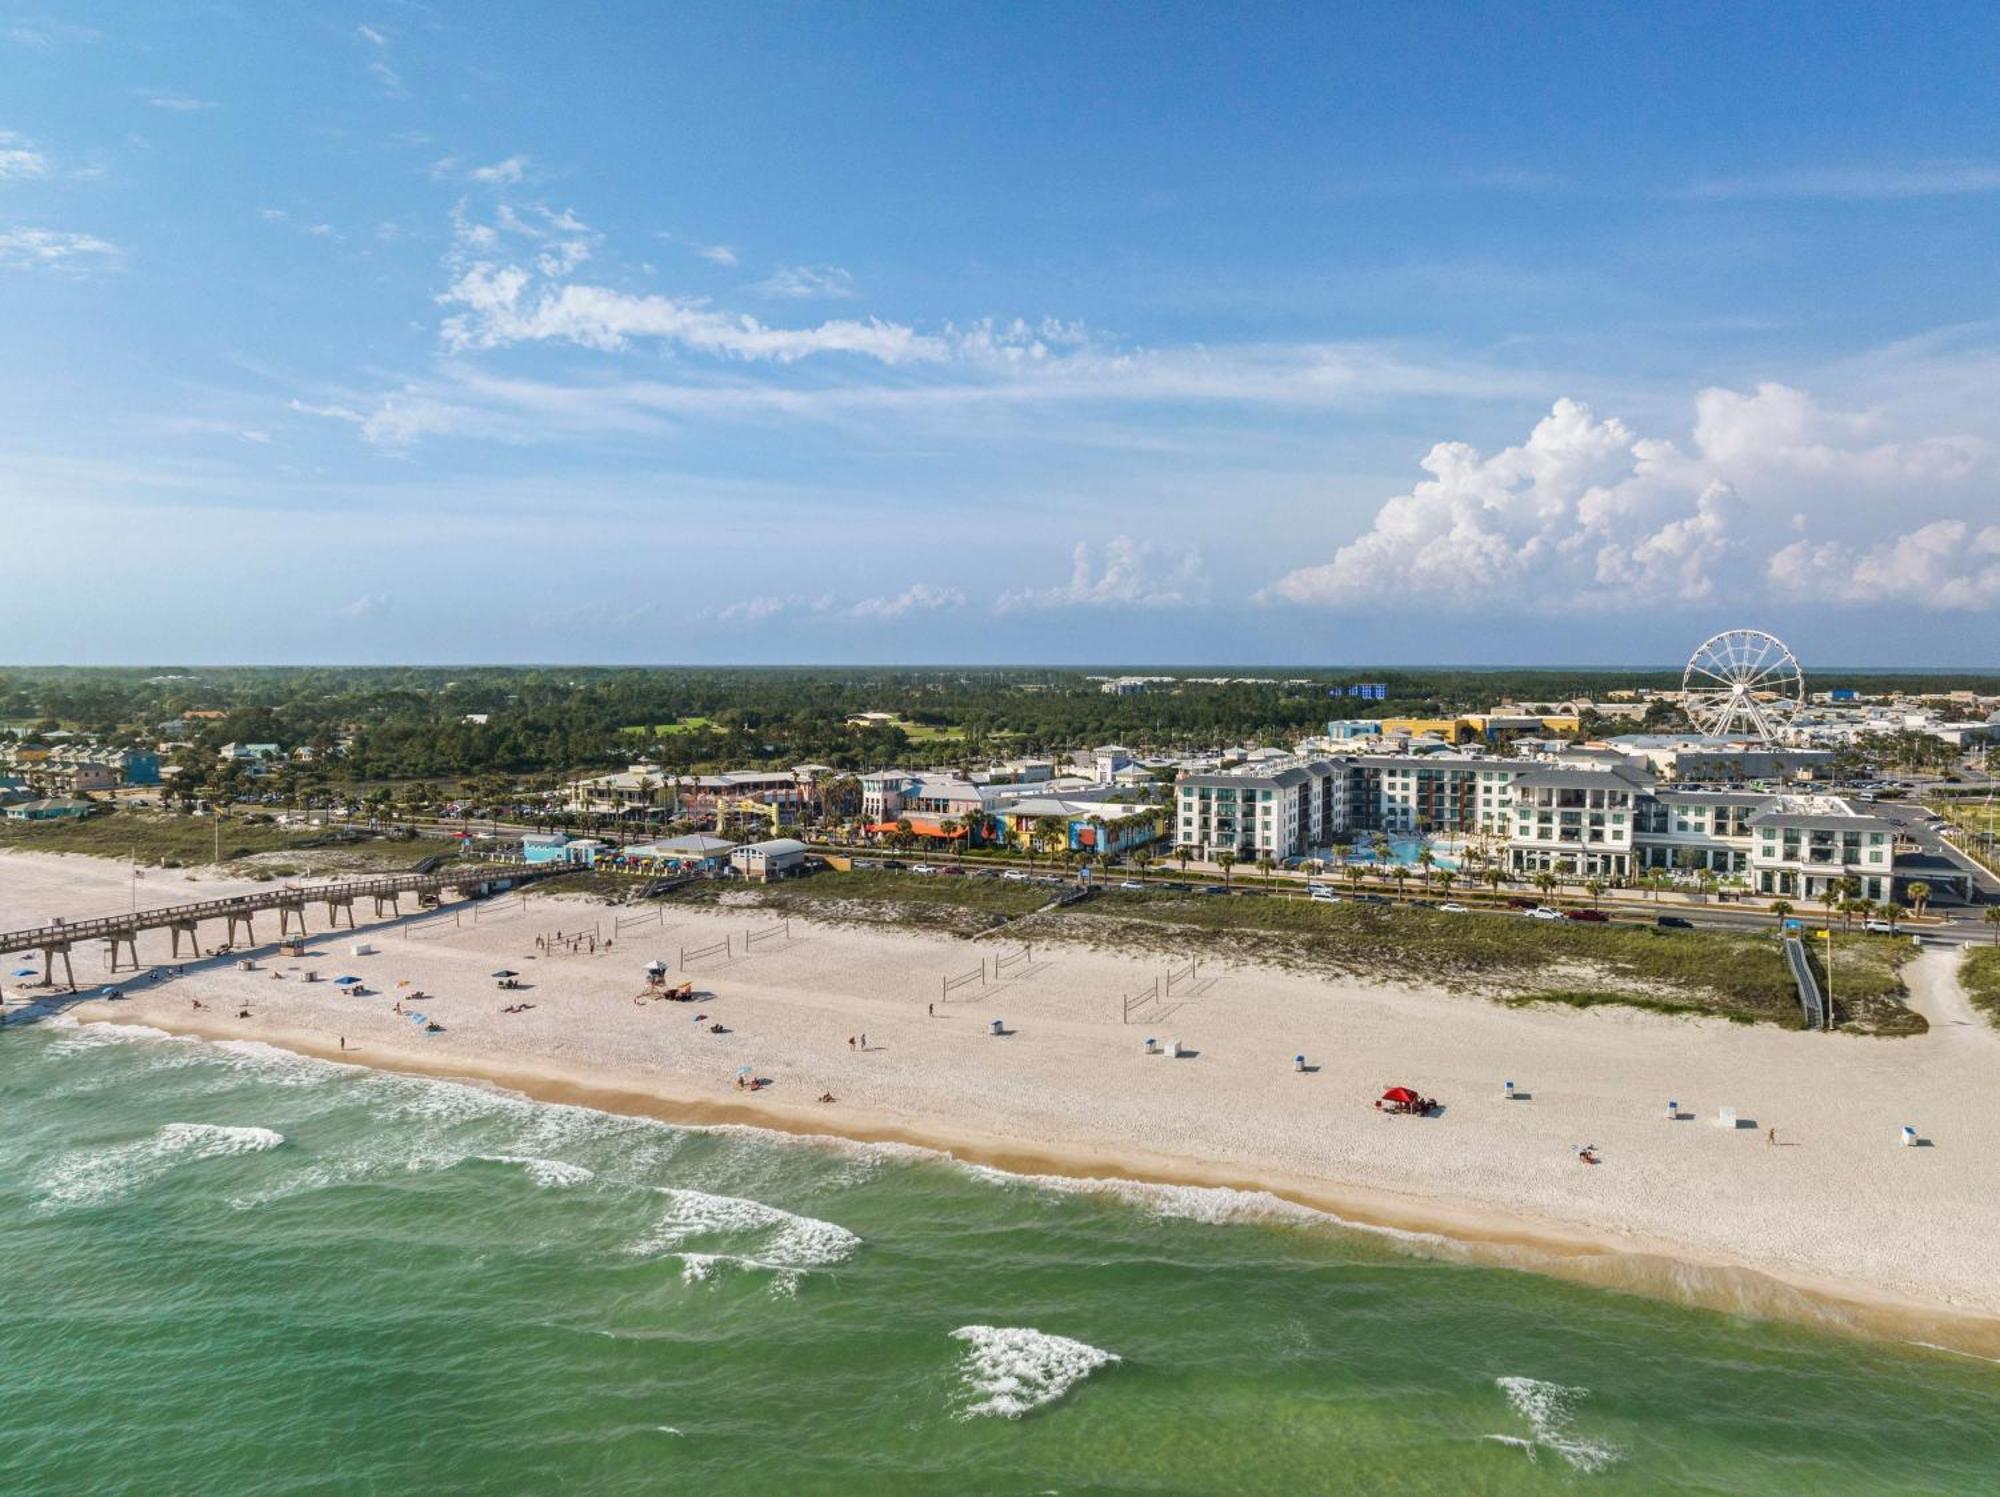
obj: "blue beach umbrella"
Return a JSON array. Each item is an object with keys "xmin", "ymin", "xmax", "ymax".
[{"xmin": 12, "ymin": 967, "xmax": 37, "ymax": 977}]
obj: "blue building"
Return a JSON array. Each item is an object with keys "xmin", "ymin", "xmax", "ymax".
[
  {"xmin": 121, "ymin": 749, "xmax": 161, "ymax": 786},
  {"xmin": 1336, "ymin": 683, "xmax": 1388, "ymax": 701}
]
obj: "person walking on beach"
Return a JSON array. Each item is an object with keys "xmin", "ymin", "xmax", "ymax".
[
  {"xmin": 847, "ymin": 1035, "xmax": 855, "ymax": 1049},
  {"xmin": 1767, "ymin": 1127, "xmax": 1776, "ymax": 1147},
  {"xmin": 927, "ymin": 1003, "xmax": 934, "ymax": 1018},
  {"xmin": 859, "ymin": 1032, "xmax": 867, "ymax": 1051}
]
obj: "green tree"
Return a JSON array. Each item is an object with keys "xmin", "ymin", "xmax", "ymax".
[
  {"xmin": 1216, "ymin": 850, "xmax": 1236, "ymax": 888},
  {"xmin": 1906, "ymin": 880, "xmax": 1931, "ymax": 917},
  {"xmin": 1770, "ymin": 898, "xmax": 1795, "ymax": 927}
]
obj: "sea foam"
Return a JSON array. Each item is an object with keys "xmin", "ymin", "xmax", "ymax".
[
  {"xmin": 37, "ymin": 1122, "xmax": 284, "ymax": 1209},
  {"xmin": 630, "ymin": 1185, "xmax": 860, "ymax": 1290},
  {"xmin": 949, "ymin": 1325, "xmax": 1120, "ymax": 1419},
  {"xmin": 1488, "ymin": 1376, "xmax": 1622, "ymax": 1473}
]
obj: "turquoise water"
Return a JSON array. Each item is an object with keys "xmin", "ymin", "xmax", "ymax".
[
  {"xmin": 4, "ymin": 1019, "xmax": 1999, "ymax": 1494},
  {"xmin": 1340, "ymin": 835, "xmax": 1464, "ymax": 870}
]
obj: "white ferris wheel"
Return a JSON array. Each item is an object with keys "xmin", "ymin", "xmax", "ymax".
[{"xmin": 1680, "ymin": 628, "xmax": 1805, "ymax": 740}]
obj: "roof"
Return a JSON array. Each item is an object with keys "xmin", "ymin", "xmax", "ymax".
[
  {"xmin": 651, "ymin": 833, "xmax": 738, "ymax": 855},
  {"xmin": 1512, "ymin": 765, "xmax": 1655, "ymax": 792},
  {"xmin": 735, "ymin": 838, "xmax": 808, "ymax": 856}
]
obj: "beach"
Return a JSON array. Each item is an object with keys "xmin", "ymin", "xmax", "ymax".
[{"xmin": 7, "ymin": 848, "xmax": 1998, "ymax": 1352}]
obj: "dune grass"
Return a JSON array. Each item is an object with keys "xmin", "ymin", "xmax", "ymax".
[
  {"xmin": 0, "ymin": 808, "xmax": 453, "ymax": 873},
  {"xmin": 1963, "ymin": 946, "xmax": 2000, "ymax": 1029}
]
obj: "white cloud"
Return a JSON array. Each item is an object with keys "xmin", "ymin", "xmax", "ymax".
[
  {"xmin": 335, "ymin": 592, "xmax": 391, "ymax": 618},
  {"xmin": 0, "ymin": 228, "xmax": 121, "ymax": 271},
  {"xmin": 357, "ymin": 24, "xmax": 388, "ymax": 46},
  {"xmin": 847, "ymin": 583, "xmax": 965, "ymax": 620},
  {"xmin": 997, "ymin": 536, "xmax": 1208, "ymax": 612},
  {"xmin": 752, "ymin": 263, "xmax": 858, "ymax": 300},
  {"xmin": 469, "ymin": 154, "xmax": 529, "ymax": 186},
  {"xmin": 145, "ymin": 93, "xmax": 215, "ymax": 112},
  {"xmin": 696, "ymin": 242, "xmax": 737, "ymax": 266},
  {"xmin": 439, "ymin": 264, "xmax": 948, "ymax": 363},
  {"xmin": 368, "ymin": 59, "xmax": 405, "ymax": 97},
  {"xmin": 712, "ymin": 595, "xmax": 794, "ymax": 624},
  {"xmin": 1265, "ymin": 385, "xmax": 1990, "ymax": 613},
  {"xmin": 1680, "ymin": 164, "xmax": 2000, "ymax": 200},
  {"xmin": 0, "ymin": 129, "xmax": 48, "ymax": 179},
  {"xmin": 1770, "ymin": 523, "xmax": 2000, "ymax": 610}
]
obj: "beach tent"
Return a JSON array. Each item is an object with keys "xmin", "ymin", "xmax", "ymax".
[
  {"xmin": 491, "ymin": 970, "xmax": 518, "ymax": 978},
  {"xmin": 1380, "ymin": 1086, "xmax": 1421, "ymax": 1106},
  {"xmin": 333, "ymin": 975, "xmax": 361, "ymax": 986},
  {"xmin": 11, "ymin": 967, "xmax": 36, "ymax": 977}
]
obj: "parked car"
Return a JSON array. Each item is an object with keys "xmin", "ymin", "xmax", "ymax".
[
  {"xmin": 1308, "ymin": 887, "xmax": 1341, "ymax": 903},
  {"xmin": 1863, "ymin": 917, "xmax": 1896, "ymax": 933},
  {"xmin": 1356, "ymin": 894, "xmax": 1391, "ymax": 906},
  {"xmin": 1526, "ymin": 906, "xmax": 1563, "ymax": 921},
  {"xmin": 907, "ymin": 863, "xmax": 937, "ymax": 875},
  {"xmin": 1001, "ymin": 869, "xmax": 1030, "ymax": 882},
  {"xmin": 1655, "ymin": 915, "xmax": 1694, "ymax": 929},
  {"xmin": 1506, "ymin": 896, "xmax": 1538, "ymax": 910},
  {"xmin": 1117, "ymin": 880, "xmax": 1146, "ymax": 891},
  {"xmin": 1162, "ymin": 881, "xmax": 1192, "ymax": 892},
  {"xmin": 1563, "ymin": 908, "xmax": 1609, "ymax": 923},
  {"xmin": 1200, "ymin": 885, "xmax": 1229, "ymax": 896},
  {"xmin": 1437, "ymin": 901, "xmax": 1469, "ymax": 913}
]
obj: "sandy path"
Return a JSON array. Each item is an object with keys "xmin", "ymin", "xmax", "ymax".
[{"xmin": 6, "ymin": 849, "xmax": 2000, "ymax": 1352}]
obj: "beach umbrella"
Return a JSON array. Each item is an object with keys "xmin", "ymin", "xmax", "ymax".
[
  {"xmin": 11, "ymin": 967, "xmax": 36, "ymax": 977},
  {"xmin": 1381, "ymin": 1086, "xmax": 1421, "ymax": 1106},
  {"xmin": 333, "ymin": 975, "xmax": 361, "ymax": 986},
  {"xmin": 491, "ymin": 969, "xmax": 518, "ymax": 978}
]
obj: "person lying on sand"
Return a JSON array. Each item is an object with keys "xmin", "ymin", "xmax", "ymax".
[{"xmin": 818, "ymin": 1092, "xmax": 836, "ymax": 1104}]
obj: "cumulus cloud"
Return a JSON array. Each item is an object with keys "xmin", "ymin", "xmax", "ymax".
[
  {"xmin": 335, "ymin": 592, "xmax": 391, "ymax": 619},
  {"xmin": 752, "ymin": 263, "xmax": 858, "ymax": 300},
  {"xmin": 997, "ymin": 536, "xmax": 1208, "ymax": 612},
  {"xmin": 1265, "ymin": 384, "xmax": 1990, "ymax": 613},
  {"xmin": 0, "ymin": 129, "xmax": 48, "ymax": 178},
  {"xmin": 1770, "ymin": 522, "xmax": 2000, "ymax": 610},
  {"xmin": 469, "ymin": 154, "xmax": 528, "ymax": 186},
  {"xmin": 695, "ymin": 242, "xmax": 737, "ymax": 266},
  {"xmin": 847, "ymin": 583, "xmax": 965, "ymax": 620},
  {"xmin": 0, "ymin": 228, "xmax": 121, "ymax": 271}
]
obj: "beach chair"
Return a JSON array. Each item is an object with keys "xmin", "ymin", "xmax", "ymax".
[
  {"xmin": 1716, "ymin": 1107, "xmax": 1738, "ymax": 1129},
  {"xmin": 1900, "ymin": 1125, "xmax": 1917, "ymax": 1147}
]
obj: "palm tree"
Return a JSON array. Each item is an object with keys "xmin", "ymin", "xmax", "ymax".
[
  {"xmin": 939, "ymin": 818, "xmax": 963, "ymax": 861},
  {"xmin": 1482, "ymin": 866, "xmax": 1505, "ymax": 899},
  {"xmin": 1417, "ymin": 845, "xmax": 1436, "ymax": 888},
  {"xmin": 1584, "ymin": 877, "xmax": 1605, "ymax": 909},
  {"xmin": 1032, "ymin": 816, "xmax": 1067, "ymax": 866},
  {"xmin": 1176, "ymin": 845, "xmax": 1193, "ymax": 876},
  {"xmin": 1435, "ymin": 869, "xmax": 1457, "ymax": 900},
  {"xmin": 1258, "ymin": 853, "xmax": 1276, "ymax": 888},
  {"xmin": 1533, "ymin": 871, "xmax": 1557, "ymax": 902},
  {"xmin": 1880, "ymin": 900, "xmax": 1904, "ymax": 934},
  {"xmin": 1770, "ymin": 898, "xmax": 1795, "ymax": 927},
  {"xmin": 1346, "ymin": 862, "xmax": 1366, "ymax": 894},
  {"xmin": 1906, "ymin": 880, "xmax": 1932, "ymax": 917},
  {"xmin": 1818, "ymin": 884, "xmax": 1842, "ymax": 928},
  {"xmin": 1390, "ymin": 865, "xmax": 1411, "ymax": 898},
  {"xmin": 1216, "ymin": 850, "xmax": 1236, "ymax": 888}
]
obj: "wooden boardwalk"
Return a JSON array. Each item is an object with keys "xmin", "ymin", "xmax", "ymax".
[{"xmin": 2, "ymin": 860, "xmax": 559, "ymax": 988}]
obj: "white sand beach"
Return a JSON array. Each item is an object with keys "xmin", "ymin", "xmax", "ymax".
[{"xmin": 6, "ymin": 849, "xmax": 1998, "ymax": 1352}]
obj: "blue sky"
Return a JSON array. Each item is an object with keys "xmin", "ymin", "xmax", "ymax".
[{"xmin": 6, "ymin": 2, "xmax": 2000, "ymax": 666}]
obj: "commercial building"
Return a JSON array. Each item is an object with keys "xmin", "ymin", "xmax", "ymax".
[
  {"xmin": 730, "ymin": 838, "xmax": 809, "ymax": 881},
  {"xmin": 1174, "ymin": 759, "xmax": 1344, "ymax": 861}
]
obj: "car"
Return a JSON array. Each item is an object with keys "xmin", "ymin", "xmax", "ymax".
[
  {"xmin": 1525, "ymin": 906, "xmax": 1563, "ymax": 921},
  {"xmin": 940, "ymin": 866, "xmax": 967, "ymax": 876},
  {"xmin": 880, "ymin": 859, "xmax": 906, "ymax": 870},
  {"xmin": 1506, "ymin": 896, "xmax": 1538, "ymax": 910},
  {"xmin": 1655, "ymin": 915, "xmax": 1694, "ymax": 929},
  {"xmin": 1437, "ymin": 901, "xmax": 1469, "ymax": 913},
  {"xmin": 1308, "ymin": 888, "xmax": 1341, "ymax": 903},
  {"xmin": 1356, "ymin": 894, "xmax": 1390, "ymax": 906},
  {"xmin": 1117, "ymin": 880, "xmax": 1146, "ymax": 891},
  {"xmin": 1563, "ymin": 908, "xmax": 1609, "ymax": 923},
  {"xmin": 1200, "ymin": 885, "xmax": 1229, "ymax": 896},
  {"xmin": 907, "ymin": 863, "xmax": 937, "ymax": 875},
  {"xmin": 1863, "ymin": 918, "xmax": 1896, "ymax": 933},
  {"xmin": 1001, "ymin": 869, "xmax": 1030, "ymax": 882},
  {"xmin": 1163, "ymin": 881, "xmax": 1191, "ymax": 892}
]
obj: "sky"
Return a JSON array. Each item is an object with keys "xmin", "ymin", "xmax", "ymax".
[{"xmin": 5, "ymin": 1, "xmax": 2000, "ymax": 667}]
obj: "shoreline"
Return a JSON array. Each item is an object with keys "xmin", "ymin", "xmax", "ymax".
[
  {"xmin": 48, "ymin": 1004, "xmax": 2000, "ymax": 1362},
  {"xmin": 8, "ymin": 846, "xmax": 1999, "ymax": 1363}
]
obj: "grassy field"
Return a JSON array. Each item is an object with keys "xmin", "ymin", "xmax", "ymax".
[
  {"xmin": 0, "ymin": 809, "xmax": 459, "ymax": 876},
  {"xmin": 619, "ymin": 717, "xmax": 715, "ymax": 737},
  {"xmin": 1963, "ymin": 945, "xmax": 2000, "ymax": 1028},
  {"xmin": 676, "ymin": 868, "xmax": 1049, "ymax": 936}
]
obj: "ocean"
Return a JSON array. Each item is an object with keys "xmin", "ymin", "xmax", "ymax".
[{"xmin": 4, "ymin": 1017, "xmax": 1997, "ymax": 1495}]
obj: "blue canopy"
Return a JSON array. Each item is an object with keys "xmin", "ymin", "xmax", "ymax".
[
  {"xmin": 333, "ymin": 975, "xmax": 361, "ymax": 985},
  {"xmin": 11, "ymin": 967, "xmax": 36, "ymax": 977}
]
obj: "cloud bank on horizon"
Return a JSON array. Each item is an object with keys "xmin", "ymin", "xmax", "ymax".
[{"xmin": 4, "ymin": 5, "xmax": 2000, "ymax": 665}]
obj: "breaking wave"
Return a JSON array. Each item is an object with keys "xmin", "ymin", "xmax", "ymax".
[
  {"xmin": 949, "ymin": 1325, "xmax": 1120, "ymax": 1419},
  {"xmin": 37, "ymin": 1122, "xmax": 285, "ymax": 1209},
  {"xmin": 1487, "ymin": 1376, "xmax": 1622, "ymax": 1473}
]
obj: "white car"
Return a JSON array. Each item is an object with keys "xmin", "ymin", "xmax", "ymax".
[
  {"xmin": 1437, "ymin": 901, "xmax": 1469, "ymax": 913},
  {"xmin": 1526, "ymin": 906, "xmax": 1563, "ymax": 921},
  {"xmin": 1308, "ymin": 888, "xmax": 1341, "ymax": 903},
  {"xmin": 1863, "ymin": 917, "xmax": 1895, "ymax": 933},
  {"xmin": 1118, "ymin": 880, "xmax": 1146, "ymax": 891},
  {"xmin": 1001, "ymin": 869, "xmax": 1030, "ymax": 882},
  {"xmin": 908, "ymin": 864, "xmax": 937, "ymax": 875}
]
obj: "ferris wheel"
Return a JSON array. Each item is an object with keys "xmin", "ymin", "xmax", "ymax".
[{"xmin": 1681, "ymin": 629, "xmax": 1805, "ymax": 740}]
